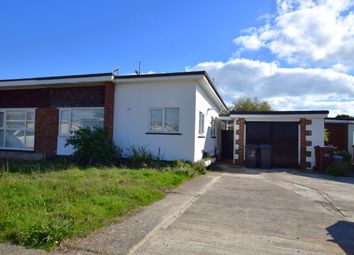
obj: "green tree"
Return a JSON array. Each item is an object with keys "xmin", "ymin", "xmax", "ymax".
[
  {"xmin": 335, "ymin": 114, "xmax": 353, "ymax": 119},
  {"xmin": 231, "ymin": 97, "xmax": 272, "ymax": 112}
]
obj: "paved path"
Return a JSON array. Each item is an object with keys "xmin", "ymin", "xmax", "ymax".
[{"xmin": 2, "ymin": 168, "xmax": 354, "ymax": 255}]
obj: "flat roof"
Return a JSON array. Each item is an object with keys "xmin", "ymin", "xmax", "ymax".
[
  {"xmin": 0, "ymin": 70, "xmax": 227, "ymax": 110},
  {"xmin": 0, "ymin": 72, "xmax": 112, "ymax": 82},
  {"xmin": 116, "ymin": 71, "xmax": 228, "ymax": 109},
  {"xmin": 229, "ymin": 110, "xmax": 329, "ymax": 115}
]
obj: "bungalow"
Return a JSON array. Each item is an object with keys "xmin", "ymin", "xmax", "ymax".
[
  {"xmin": 0, "ymin": 71, "xmax": 227, "ymax": 162},
  {"xmin": 0, "ymin": 70, "xmax": 329, "ymax": 169}
]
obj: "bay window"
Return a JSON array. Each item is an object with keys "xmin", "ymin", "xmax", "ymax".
[
  {"xmin": 149, "ymin": 108, "xmax": 179, "ymax": 133},
  {"xmin": 59, "ymin": 108, "xmax": 104, "ymax": 136},
  {"xmin": 0, "ymin": 109, "xmax": 35, "ymax": 150}
]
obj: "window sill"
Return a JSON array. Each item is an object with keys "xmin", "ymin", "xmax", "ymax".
[
  {"xmin": 0, "ymin": 148, "xmax": 35, "ymax": 153},
  {"xmin": 145, "ymin": 132, "xmax": 182, "ymax": 136},
  {"xmin": 198, "ymin": 135, "xmax": 206, "ymax": 138}
]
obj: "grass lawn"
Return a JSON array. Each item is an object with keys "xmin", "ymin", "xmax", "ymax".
[{"xmin": 0, "ymin": 163, "xmax": 199, "ymax": 250}]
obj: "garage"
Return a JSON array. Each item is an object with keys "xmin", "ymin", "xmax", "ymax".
[
  {"xmin": 220, "ymin": 111, "xmax": 329, "ymax": 169},
  {"xmin": 246, "ymin": 122, "xmax": 298, "ymax": 168}
]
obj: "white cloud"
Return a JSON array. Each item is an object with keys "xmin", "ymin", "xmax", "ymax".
[
  {"xmin": 187, "ymin": 58, "xmax": 354, "ymax": 116},
  {"xmin": 234, "ymin": 0, "xmax": 354, "ymax": 69}
]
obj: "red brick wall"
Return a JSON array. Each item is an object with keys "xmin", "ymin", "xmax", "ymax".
[
  {"xmin": 34, "ymin": 108, "xmax": 59, "ymax": 155},
  {"xmin": 299, "ymin": 118, "xmax": 312, "ymax": 169},
  {"xmin": 104, "ymin": 82, "xmax": 115, "ymax": 140},
  {"xmin": 325, "ymin": 123, "xmax": 348, "ymax": 151},
  {"xmin": 0, "ymin": 86, "xmax": 105, "ymax": 108},
  {"xmin": 1, "ymin": 84, "xmax": 108, "ymax": 156}
]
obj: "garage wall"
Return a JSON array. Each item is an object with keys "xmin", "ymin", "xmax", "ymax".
[
  {"xmin": 231, "ymin": 114, "xmax": 327, "ymax": 169},
  {"xmin": 349, "ymin": 124, "xmax": 354, "ymax": 156},
  {"xmin": 306, "ymin": 117, "xmax": 325, "ymax": 168}
]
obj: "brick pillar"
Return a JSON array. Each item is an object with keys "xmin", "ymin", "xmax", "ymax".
[
  {"xmin": 234, "ymin": 118, "xmax": 245, "ymax": 165},
  {"xmin": 299, "ymin": 118, "xmax": 312, "ymax": 169},
  {"xmin": 34, "ymin": 108, "xmax": 59, "ymax": 156},
  {"xmin": 104, "ymin": 82, "xmax": 115, "ymax": 140}
]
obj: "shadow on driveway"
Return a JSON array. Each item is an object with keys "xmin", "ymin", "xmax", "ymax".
[{"xmin": 327, "ymin": 221, "xmax": 354, "ymax": 255}]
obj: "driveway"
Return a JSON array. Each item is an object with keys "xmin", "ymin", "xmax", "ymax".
[{"xmin": 2, "ymin": 166, "xmax": 354, "ymax": 255}]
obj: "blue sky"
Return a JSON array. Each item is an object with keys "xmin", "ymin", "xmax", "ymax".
[
  {"xmin": 0, "ymin": 0, "xmax": 275, "ymax": 77},
  {"xmin": 1, "ymin": 0, "xmax": 354, "ymax": 116}
]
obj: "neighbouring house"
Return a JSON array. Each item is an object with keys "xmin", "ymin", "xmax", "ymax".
[
  {"xmin": 0, "ymin": 70, "xmax": 330, "ymax": 169},
  {"xmin": 325, "ymin": 118, "xmax": 354, "ymax": 158},
  {"xmin": 0, "ymin": 71, "xmax": 227, "ymax": 162}
]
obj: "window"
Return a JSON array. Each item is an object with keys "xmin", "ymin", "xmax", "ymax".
[
  {"xmin": 0, "ymin": 109, "xmax": 35, "ymax": 150},
  {"xmin": 59, "ymin": 108, "xmax": 104, "ymax": 136},
  {"xmin": 210, "ymin": 117, "xmax": 216, "ymax": 138},
  {"xmin": 199, "ymin": 112, "xmax": 205, "ymax": 135},
  {"xmin": 149, "ymin": 108, "xmax": 179, "ymax": 133}
]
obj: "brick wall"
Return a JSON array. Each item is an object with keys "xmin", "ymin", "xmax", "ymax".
[
  {"xmin": 0, "ymin": 86, "xmax": 105, "ymax": 108},
  {"xmin": 104, "ymin": 82, "xmax": 115, "ymax": 140},
  {"xmin": 1, "ymin": 84, "xmax": 107, "ymax": 157},
  {"xmin": 300, "ymin": 118, "xmax": 312, "ymax": 169},
  {"xmin": 234, "ymin": 118, "xmax": 245, "ymax": 165},
  {"xmin": 34, "ymin": 108, "xmax": 59, "ymax": 156}
]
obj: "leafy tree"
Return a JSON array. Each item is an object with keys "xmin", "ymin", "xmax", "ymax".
[
  {"xmin": 66, "ymin": 127, "xmax": 118, "ymax": 166},
  {"xmin": 335, "ymin": 114, "xmax": 353, "ymax": 119},
  {"xmin": 231, "ymin": 97, "xmax": 272, "ymax": 112}
]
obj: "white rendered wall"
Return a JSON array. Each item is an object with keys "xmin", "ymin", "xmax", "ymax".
[
  {"xmin": 113, "ymin": 80, "xmax": 197, "ymax": 161},
  {"xmin": 306, "ymin": 117, "xmax": 325, "ymax": 168},
  {"xmin": 193, "ymin": 84, "xmax": 220, "ymax": 161},
  {"xmin": 348, "ymin": 124, "xmax": 354, "ymax": 156}
]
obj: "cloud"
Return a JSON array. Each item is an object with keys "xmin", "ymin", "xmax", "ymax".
[
  {"xmin": 234, "ymin": 0, "xmax": 354, "ymax": 69},
  {"xmin": 187, "ymin": 58, "xmax": 354, "ymax": 116}
]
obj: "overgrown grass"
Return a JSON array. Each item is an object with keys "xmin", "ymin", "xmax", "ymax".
[{"xmin": 0, "ymin": 161, "xmax": 203, "ymax": 250}]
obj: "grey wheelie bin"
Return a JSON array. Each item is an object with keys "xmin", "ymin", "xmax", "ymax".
[{"xmin": 259, "ymin": 144, "xmax": 273, "ymax": 169}]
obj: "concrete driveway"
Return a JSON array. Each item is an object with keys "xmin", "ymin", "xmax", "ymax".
[{"xmin": 2, "ymin": 166, "xmax": 354, "ymax": 255}]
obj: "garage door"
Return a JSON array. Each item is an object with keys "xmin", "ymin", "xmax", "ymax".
[{"xmin": 246, "ymin": 122, "xmax": 299, "ymax": 168}]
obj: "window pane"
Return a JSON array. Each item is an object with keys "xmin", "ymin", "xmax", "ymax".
[
  {"xmin": 72, "ymin": 109, "xmax": 104, "ymax": 132},
  {"xmin": 26, "ymin": 111, "xmax": 35, "ymax": 121},
  {"xmin": 26, "ymin": 121, "xmax": 35, "ymax": 129},
  {"xmin": 150, "ymin": 109, "xmax": 162, "ymax": 131},
  {"xmin": 0, "ymin": 112, "xmax": 4, "ymax": 127},
  {"xmin": 0, "ymin": 130, "xmax": 4, "ymax": 147},
  {"xmin": 7, "ymin": 111, "xmax": 25, "ymax": 121},
  {"xmin": 7, "ymin": 121, "xmax": 26, "ymax": 128},
  {"xmin": 199, "ymin": 112, "xmax": 204, "ymax": 134},
  {"xmin": 5, "ymin": 130, "xmax": 25, "ymax": 149},
  {"xmin": 60, "ymin": 110, "xmax": 71, "ymax": 135},
  {"xmin": 165, "ymin": 108, "xmax": 179, "ymax": 132},
  {"xmin": 25, "ymin": 131, "xmax": 35, "ymax": 149}
]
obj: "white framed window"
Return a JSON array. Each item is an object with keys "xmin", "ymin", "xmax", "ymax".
[
  {"xmin": 0, "ymin": 109, "xmax": 35, "ymax": 150},
  {"xmin": 199, "ymin": 111, "xmax": 205, "ymax": 135},
  {"xmin": 149, "ymin": 107, "xmax": 179, "ymax": 133},
  {"xmin": 58, "ymin": 108, "xmax": 104, "ymax": 136},
  {"xmin": 210, "ymin": 117, "xmax": 216, "ymax": 137}
]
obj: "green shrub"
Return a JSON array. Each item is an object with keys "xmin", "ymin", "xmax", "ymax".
[
  {"xmin": 128, "ymin": 145, "xmax": 162, "ymax": 167},
  {"xmin": 169, "ymin": 160, "xmax": 207, "ymax": 176},
  {"xmin": 66, "ymin": 127, "xmax": 118, "ymax": 166},
  {"xmin": 334, "ymin": 150, "xmax": 352, "ymax": 162},
  {"xmin": 325, "ymin": 160, "xmax": 351, "ymax": 176}
]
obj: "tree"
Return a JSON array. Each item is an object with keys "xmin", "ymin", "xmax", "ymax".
[
  {"xmin": 335, "ymin": 114, "xmax": 353, "ymax": 119},
  {"xmin": 231, "ymin": 97, "xmax": 272, "ymax": 112}
]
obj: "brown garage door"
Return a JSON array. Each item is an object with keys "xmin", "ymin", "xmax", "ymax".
[{"xmin": 246, "ymin": 122, "xmax": 299, "ymax": 168}]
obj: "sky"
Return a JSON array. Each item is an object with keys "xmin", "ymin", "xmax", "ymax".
[{"xmin": 0, "ymin": 0, "xmax": 354, "ymax": 116}]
